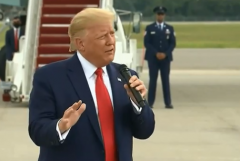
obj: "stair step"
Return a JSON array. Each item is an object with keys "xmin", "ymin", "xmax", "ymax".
[
  {"xmin": 38, "ymin": 45, "xmax": 72, "ymax": 54},
  {"xmin": 37, "ymin": 56, "xmax": 71, "ymax": 64},
  {"xmin": 43, "ymin": 0, "xmax": 99, "ymax": 5},
  {"xmin": 36, "ymin": 0, "xmax": 100, "ymax": 67},
  {"xmin": 39, "ymin": 35, "xmax": 69, "ymax": 44},
  {"xmin": 41, "ymin": 16, "xmax": 71, "ymax": 24},
  {"xmin": 42, "ymin": 6, "xmax": 86, "ymax": 14},
  {"xmin": 40, "ymin": 26, "xmax": 68, "ymax": 34}
]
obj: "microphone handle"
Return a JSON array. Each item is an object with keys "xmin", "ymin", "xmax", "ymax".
[
  {"xmin": 129, "ymin": 87, "xmax": 146, "ymax": 107},
  {"xmin": 121, "ymin": 72, "xmax": 146, "ymax": 107}
]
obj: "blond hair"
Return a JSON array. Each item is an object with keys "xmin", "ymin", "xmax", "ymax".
[{"xmin": 68, "ymin": 8, "xmax": 115, "ymax": 51}]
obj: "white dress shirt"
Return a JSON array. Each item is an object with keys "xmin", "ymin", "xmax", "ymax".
[
  {"xmin": 13, "ymin": 27, "xmax": 20, "ymax": 38},
  {"xmin": 56, "ymin": 51, "xmax": 142, "ymax": 141},
  {"xmin": 156, "ymin": 22, "xmax": 164, "ymax": 30}
]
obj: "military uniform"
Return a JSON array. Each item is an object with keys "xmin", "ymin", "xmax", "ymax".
[{"xmin": 144, "ymin": 6, "xmax": 176, "ymax": 108}]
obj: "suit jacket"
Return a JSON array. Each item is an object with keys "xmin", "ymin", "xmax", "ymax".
[
  {"xmin": 0, "ymin": 45, "xmax": 6, "ymax": 81},
  {"xmin": 5, "ymin": 27, "xmax": 25, "ymax": 61},
  {"xmin": 28, "ymin": 53, "xmax": 155, "ymax": 161},
  {"xmin": 144, "ymin": 22, "xmax": 176, "ymax": 62}
]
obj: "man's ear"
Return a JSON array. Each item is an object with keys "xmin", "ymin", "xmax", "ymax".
[
  {"xmin": 79, "ymin": 41, "xmax": 85, "ymax": 51},
  {"xmin": 75, "ymin": 38, "xmax": 85, "ymax": 51}
]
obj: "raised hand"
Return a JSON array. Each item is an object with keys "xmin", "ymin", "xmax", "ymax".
[{"xmin": 58, "ymin": 100, "xmax": 86, "ymax": 133}]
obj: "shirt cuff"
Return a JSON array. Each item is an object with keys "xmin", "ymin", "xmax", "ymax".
[
  {"xmin": 56, "ymin": 119, "xmax": 71, "ymax": 143},
  {"xmin": 130, "ymin": 98, "xmax": 142, "ymax": 114}
]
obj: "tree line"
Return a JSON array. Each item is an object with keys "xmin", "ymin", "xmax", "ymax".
[{"xmin": 114, "ymin": 0, "xmax": 240, "ymax": 21}]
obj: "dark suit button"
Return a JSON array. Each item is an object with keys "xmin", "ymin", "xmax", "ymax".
[
  {"xmin": 102, "ymin": 150, "xmax": 105, "ymax": 153},
  {"xmin": 50, "ymin": 141, "xmax": 54, "ymax": 145}
]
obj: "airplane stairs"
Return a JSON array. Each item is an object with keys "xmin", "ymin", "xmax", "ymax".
[{"xmin": 36, "ymin": 0, "xmax": 100, "ymax": 68}]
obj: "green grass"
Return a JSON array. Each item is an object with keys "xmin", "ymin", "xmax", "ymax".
[
  {"xmin": 124, "ymin": 23, "xmax": 240, "ymax": 48},
  {"xmin": 0, "ymin": 26, "xmax": 8, "ymax": 48},
  {"xmin": 0, "ymin": 24, "xmax": 240, "ymax": 48}
]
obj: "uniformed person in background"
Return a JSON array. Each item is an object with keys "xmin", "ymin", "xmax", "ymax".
[{"xmin": 144, "ymin": 6, "xmax": 176, "ymax": 109}]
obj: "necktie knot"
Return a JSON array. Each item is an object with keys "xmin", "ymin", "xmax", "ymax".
[
  {"xmin": 95, "ymin": 68, "xmax": 103, "ymax": 76},
  {"xmin": 159, "ymin": 24, "xmax": 162, "ymax": 30}
]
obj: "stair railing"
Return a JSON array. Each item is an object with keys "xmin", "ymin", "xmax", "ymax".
[{"xmin": 21, "ymin": 0, "xmax": 42, "ymax": 98}]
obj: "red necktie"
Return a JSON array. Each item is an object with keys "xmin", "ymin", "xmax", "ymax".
[
  {"xmin": 14, "ymin": 29, "xmax": 18, "ymax": 51},
  {"xmin": 95, "ymin": 68, "xmax": 117, "ymax": 161}
]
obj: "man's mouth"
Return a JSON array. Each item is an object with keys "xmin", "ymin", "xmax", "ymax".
[{"xmin": 105, "ymin": 49, "xmax": 114, "ymax": 52}]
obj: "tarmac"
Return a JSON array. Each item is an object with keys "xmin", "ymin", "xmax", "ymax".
[
  {"xmin": 138, "ymin": 48, "xmax": 240, "ymax": 70},
  {"xmin": 0, "ymin": 49, "xmax": 240, "ymax": 161}
]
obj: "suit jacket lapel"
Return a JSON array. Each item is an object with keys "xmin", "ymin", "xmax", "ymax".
[
  {"xmin": 66, "ymin": 54, "xmax": 103, "ymax": 144},
  {"xmin": 106, "ymin": 63, "xmax": 126, "ymax": 146},
  {"xmin": 10, "ymin": 29, "xmax": 14, "ymax": 40},
  {"xmin": 107, "ymin": 63, "xmax": 123, "ymax": 112},
  {"xmin": 20, "ymin": 27, "xmax": 23, "ymax": 37}
]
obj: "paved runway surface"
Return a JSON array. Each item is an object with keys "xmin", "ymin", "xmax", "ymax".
[
  {"xmin": 138, "ymin": 49, "xmax": 240, "ymax": 70},
  {"xmin": 123, "ymin": 21, "xmax": 240, "ymax": 25},
  {"xmin": 0, "ymin": 70, "xmax": 240, "ymax": 161}
]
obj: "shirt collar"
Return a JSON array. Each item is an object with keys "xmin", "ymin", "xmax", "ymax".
[
  {"xmin": 13, "ymin": 27, "xmax": 20, "ymax": 30},
  {"xmin": 156, "ymin": 21, "xmax": 164, "ymax": 27},
  {"xmin": 77, "ymin": 51, "xmax": 107, "ymax": 78}
]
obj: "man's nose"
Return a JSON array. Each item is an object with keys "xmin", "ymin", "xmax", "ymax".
[{"xmin": 106, "ymin": 34, "xmax": 115, "ymax": 45}]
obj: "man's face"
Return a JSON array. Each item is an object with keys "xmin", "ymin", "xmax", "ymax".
[
  {"xmin": 12, "ymin": 18, "xmax": 21, "ymax": 27},
  {"xmin": 78, "ymin": 22, "xmax": 115, "ymax": 67},
  {"xmin": 156, "ymin": 13, "xmax": 165, "ymax": 22}
]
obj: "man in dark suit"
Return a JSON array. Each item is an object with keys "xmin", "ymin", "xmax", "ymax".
[
  {"xmin": 144, "ymin": 6, "xmax": 176, "ymax": 109},
  {"xmin": 5, "ymin": 16, "xmax": 25, "ymax": 61},
  {"xmin": 28, "ymin": 8, "xmax": 155, "ymax": 161}
]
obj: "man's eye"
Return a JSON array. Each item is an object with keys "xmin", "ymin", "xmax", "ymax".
[{"xmin": 99, "ymin": 35, "xmax": 105, "ymax": 39}]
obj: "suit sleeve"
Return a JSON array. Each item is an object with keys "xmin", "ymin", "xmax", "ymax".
[
  {"xmin": 165, "ymin": 26, "xmax": 176, "ymax": 56},
  {"xmin": 5, "ymin": 30, "xmax": 13, "ymax": 61},
  {"xmin": 130, "ymin": 71, "xmax": 155, "ymax": 139},
  {"xmin": 144, "ymin": 26, "xmax": 158, "ymax": 55},
  {"xmin": 28, "ymin": 69, "xmax": 60, "ymax": 147}
]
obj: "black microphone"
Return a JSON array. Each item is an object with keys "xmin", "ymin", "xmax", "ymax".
[{"xmin": 118, "ymin": 64, "xmax": 146, "ymax": 108}]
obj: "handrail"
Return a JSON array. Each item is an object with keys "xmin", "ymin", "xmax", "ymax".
[
  {"xmin": 21, "ymin": 0, "xmax": 42, "ymax": 96},
  {"xmin": 19, "ymin": 36, "xmax": 25, "ymax": 52}
]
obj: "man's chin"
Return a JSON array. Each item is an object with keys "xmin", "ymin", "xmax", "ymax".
[{"xmin": 105, "ymin": 54, "xmax": 115, "ymax": 64}]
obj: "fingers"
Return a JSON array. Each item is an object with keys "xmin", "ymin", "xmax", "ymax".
[
  {"xmin": 129, "ymin": 75, "xmax": 138, "ymax": 84},
  {"xmin": 128, "ymin": 76, "xmax": 147, "ymax": 97},
  {"xmin": 138, "ymin": 86, "xmax": 147, "ymax": 97},
  {"xmin": 77, "ymin": 103, "xmax": 86, "ymax": 115},
  {"xmin": 66, "ymin": 100, "xmax": 86, "ymax": 114},
  {"xmin": 135, "ymin": 84, "xmax": 147, "ymax": 97},
  {"xmin": 135, "ymin": 84, "xmax": 144, "ymax": 91},
  {"xmin": 72, "ymin": 100, "xmax": 82, "ymax": 110},
  {"xmin": 130, "ymin": 77, "xmax": 142, "ymax": 88},
  {"xmin": 71, "ymin": 100, "xmax": 86, "ymax": 115}
]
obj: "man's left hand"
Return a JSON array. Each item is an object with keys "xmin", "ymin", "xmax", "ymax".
[
  {"xmin": 124, "ymin": 75, "xmax": 147, "ymax": 104},
  {"xmin": 156, "ymin": 52, "xmax": 166, "ymax": 60}
]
